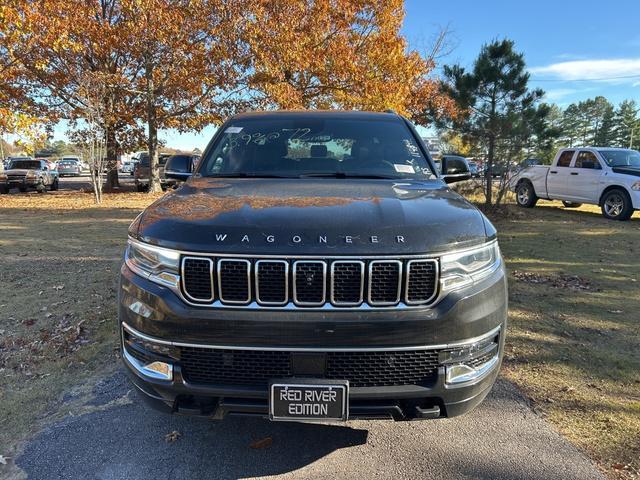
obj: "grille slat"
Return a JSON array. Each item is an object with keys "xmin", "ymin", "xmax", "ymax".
[
  {"xmin": 256, "ymin": 260, "xmax": 288, "ymax": 305},
  {"xmin": 331, "ymin": 261, "xmax": 364, "ymax": 305},
  {"xmin": 293, "ymin": 261, "xmax": 326, "ymax": 306},
  {"xmin": 406, "ymin": 260, "xmax": 438, "ymax": 304},
  {"xmin": 369, "ymin": 261, "xmax": 402, "ymax": 305},
  {"xmin": 180, "ymin": 348, "xmax": 439, "ymax": 387},
  {"xmin": 218, "ymin": 259, "xmax": 251, "ymax": 304},
  {"xmin": 182, "ymin": 257, "xmax": 213, "ymax": 302},
  {"xmin": 181, "ymin": 257, "xmax": 438, "ymax": 308}
]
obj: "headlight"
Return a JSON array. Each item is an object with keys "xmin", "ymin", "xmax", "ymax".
[
  {"xmin": 125, "ymin": 239, "xmax": 180, "ymax": 288},
  {"xmin": 440, "ymin": 241, "xmax": 501, "ymax": 291},
  {"xmin": 632, "ymin": 181, "xmax": 640, "ymax": 191}
]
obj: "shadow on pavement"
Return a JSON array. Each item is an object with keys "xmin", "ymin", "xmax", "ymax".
[
  {"xmin": 17, "ymin": 371, "xmax": 604, "ymax": 480},
  {"xmin": 18, "ymin": 373, "xmax": 368, "ymax": 479}
]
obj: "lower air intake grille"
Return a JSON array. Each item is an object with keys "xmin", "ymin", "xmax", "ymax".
[{"xmin": 179, "ymin": 348, "xmax": 440, "ymax": 388}]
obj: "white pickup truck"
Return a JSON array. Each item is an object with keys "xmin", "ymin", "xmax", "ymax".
[{"xmin": 510, "ymin": 147, "xmax": 640, "ymax": 221}]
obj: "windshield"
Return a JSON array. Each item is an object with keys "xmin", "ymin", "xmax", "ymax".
[
  {"xmin": 598, "ymin": 149, "xmax": 640, "ymax": 167},
  {"xmin": 9, "ymin": 160, "xmax": 40, "ymax": 170},
  {"xmin": 198, "ymin": 116, "xmax": 435, "ymax": 179}
]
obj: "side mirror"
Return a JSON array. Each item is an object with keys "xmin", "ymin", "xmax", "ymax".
[{"xmin": 441, "ymin": 157, "xmax": 471, "ymax": 184}]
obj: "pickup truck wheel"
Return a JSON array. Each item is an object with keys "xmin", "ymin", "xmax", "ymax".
[
  {"xmin": 516, "ymin": 181, "xmax": 538, "ymax": 208},
  {"xmin": 18, "ymin": 186, "xmax": 27, "ymax": 193},
  {"xmin": 0, "ymin": 186, "xmax": 8, "ymax": 194},
  {"xmin": 601, "ymin": 189, "xmax": 633, "ymax": 221},
  {"xmin": 562, "ymin": 201, "xmax": 582, "ymax": 208},
  {"xmin": 50, "ymin": 178, "xmax": 59, "ymax": 191}
]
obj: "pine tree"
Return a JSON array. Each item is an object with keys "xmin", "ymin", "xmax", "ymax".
[{"xmin": 438, "ymin": 39, "xmax": 546, "ymax": 205}]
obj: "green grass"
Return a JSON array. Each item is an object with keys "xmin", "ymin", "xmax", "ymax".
[
  {"xmin": 0, "ymin": 191, "xmax": 638, "ymax": 479},
  {"xmin": 488, "ymin": 200, "xmax": 640, "ymax": 479}
]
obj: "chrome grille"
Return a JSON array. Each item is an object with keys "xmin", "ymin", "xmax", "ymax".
[{"xmin": 181, "ymin": 256, "xmax": 438, "ymax": 309}]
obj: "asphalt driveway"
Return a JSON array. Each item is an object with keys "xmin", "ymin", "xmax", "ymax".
[{"xmin": 14, "ymin": 372, "xmax": 603, "ymax": 480}]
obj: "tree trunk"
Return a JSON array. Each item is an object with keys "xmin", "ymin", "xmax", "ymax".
[
  {"xmin": 145, "ymin": 56, "xmax": 162, "ymax": 194},
  {"xmin": 485, "ymin": 135, "xmax": 495, "ymax": 205},
  {"xmin": 103, "ymin": 127, "xmax": 120, "ymax": 191}
]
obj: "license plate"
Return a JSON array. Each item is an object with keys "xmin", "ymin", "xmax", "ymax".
[{"xmin": 269, "ymin": 380, "xmax": 348, "ymax": 422}]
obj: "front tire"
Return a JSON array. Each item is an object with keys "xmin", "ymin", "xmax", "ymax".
[
  {"xmin": 601, "ymin": 189, "xmax": 633, "ymax": 221},
  {"xmin": 562, "ymin": 201, "xmax": 582, "ymax": 208},
  {"xmin": 516, "ymin": 181, "xmax": 538, "ymax": 208},
  {"xmin": 50, "ymin": 178, "xmax": 59, "ymax": 191}
]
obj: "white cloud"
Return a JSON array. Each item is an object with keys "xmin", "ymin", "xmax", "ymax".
[
  {"xmin": 530, "ymin": 58, "xmax": 640, "ymax": 82},
  {"xmin": 543, "ymin": 88, "xmax": 579, "ymax": 101}
]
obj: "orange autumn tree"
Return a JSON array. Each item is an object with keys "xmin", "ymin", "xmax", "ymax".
[
  {"xmin": 246, "ymin": 0, "xmax": 457, "ymax": 123},
  {"xmin": 0, "ymin": 3, "xmax": 47, "ymax": 144},
  {"xmin": 119, "ymin": 0, "xmax": 249, "ymax": 193},
  {"xmin": 3, "ymin": 0, "xmax": 144, "ymax": 190}
]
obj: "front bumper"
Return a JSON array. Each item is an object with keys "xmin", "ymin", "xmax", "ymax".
[
  {"xmin": 1, "ymin": 178, "xmax": 38, "ymax": 189},
  {"xmin": 118, "ymin": 262, "xmax": 507, "ymax": 420}
]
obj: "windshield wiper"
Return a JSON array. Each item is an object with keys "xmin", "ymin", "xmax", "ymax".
[
  {"xmin": 205, "ymin": 173, "xmax": 296, "ymax": 178},
  {"xmin": 298, "ymin": 172, "xmax": 399, "ymax": 179}
]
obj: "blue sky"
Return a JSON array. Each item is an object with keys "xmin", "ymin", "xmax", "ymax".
[{"xmin": 53, "ymin": 0, "xmax": 640, "ymax": 151}]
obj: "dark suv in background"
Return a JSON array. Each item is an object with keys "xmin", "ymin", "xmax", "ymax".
[{"xmin": 119, "ymin": 111, "xmax": 507, "ymax": 422}]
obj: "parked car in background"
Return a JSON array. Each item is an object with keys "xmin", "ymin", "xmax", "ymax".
[
  {"xmin": 0, "ymin": 158, "xmax": 58, "ymax": 193},
  {"xmin": 120, "ymin": 160, "xmax": 135, "ymax": 174},
  {"xmin": 491, "ymin": 161, "xmax": 517, "ymax": 178},
  {"xmin": 510, "ymin": 147, "xmax": 640, "ymax": 220},
  {"xmin": 468, "ymin": 160, "xmax": 480, "ymax": 177},
  {"xmin": 133, "ymin": 152, "xmax": 173, "ymax": 191},
  {"xmin": 520, "ymin": 158, "xmax": 542, "ymax": 169},
  {"xmin": 57, "ymin": 158, "xmax": 82, "ymax": 177}
]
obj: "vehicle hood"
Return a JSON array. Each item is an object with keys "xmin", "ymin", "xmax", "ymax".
[
  {"xmin": 132, "ymin": 178, "xmax": 491, "ymax": 255},
  {"xmin": 611, "ymin": 166, "xmax": 640, "ymax": 177}
]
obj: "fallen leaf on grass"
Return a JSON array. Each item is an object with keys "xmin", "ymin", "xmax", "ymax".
[
  {"xmin": 164, "ymin": 431, "xmax": 181, "ymax": 443},
  {"xmin": 0, "ymin": 455, "xmax": 9, "ymax": 465},
  {"xmin": 512, "ymin": 270, "xmax": 593, "ymax": 291},
  {"xmin": 249, "ymin": 437, "xmax": 273, "ymax": 449},
  {"xmin": 611, "ymin": 463, "xmax": 630, "ymax": 470}
]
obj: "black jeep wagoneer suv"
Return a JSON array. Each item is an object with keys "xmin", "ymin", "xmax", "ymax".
[{"xmin": 119, "ymin": 111, "xmax": 507, "ymax": 422}]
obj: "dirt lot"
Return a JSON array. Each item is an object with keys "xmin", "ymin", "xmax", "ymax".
[{"xmin": 0, "ymin": 190, "xmax": 638, "ymax": 478}]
